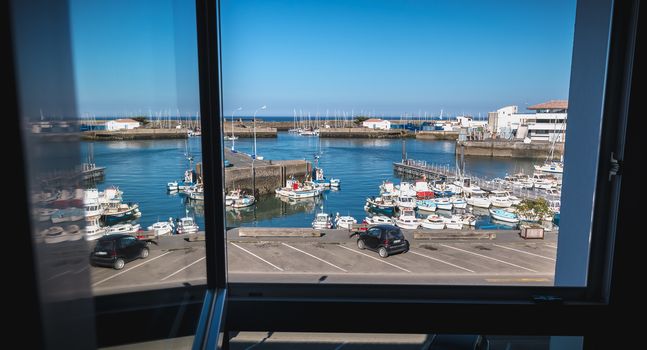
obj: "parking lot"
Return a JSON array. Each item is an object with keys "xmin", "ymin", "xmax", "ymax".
[{"xmin": 88, "ymin": 232, "xmax": 557, "ymax": 294}]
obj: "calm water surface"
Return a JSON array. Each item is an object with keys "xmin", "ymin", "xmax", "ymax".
[{"xmin": 83, "ymin": 132, "xmax": 537, "ymax": 230}]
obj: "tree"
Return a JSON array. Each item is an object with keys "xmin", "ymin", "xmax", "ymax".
[
  {"xmin": 353, "ymin": 116, "xmax": 369, "ymax": 126},
  {"xmin": 515, "ymin": 198, "xmax": 553, "ymax": 222},
  {"xmin": 131, "ymin": 116, "xmax": 150, "ymax": 126}
]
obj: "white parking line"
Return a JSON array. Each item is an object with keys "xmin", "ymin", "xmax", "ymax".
[
  {"xmin": 440, "ymin": 244, "xmax": 538, "ymax": 273},
  {"xmin": 92, "ymin": 251, "xmax": 173, "ymax": 287},
  {"xmin": 161, "ymin": 257, "xmax": 206, "ymax": 281},
  {"xmin": 337, "ymin": 245, "xmax": 411, "ymax": 273},
  {"xmin": 493, "ymin": 244, "xmax": 556, "ymax": 261},
  {"xmin": 545, "ymin": 244, "xmax": 558, "ymax": 249},
  {"xmin": 230, "ymin": 242, "xmax": 284, "ymax": 271},
  {"xmin": 281, "ymin": 243, "xmax": 347, "ymax": 272},
  {"xmin": 334, "ymin": 341, "xmax": 348, "ymax": 350},
  {"xmin": 409, "ymin": 250, "xmax": 475, "ymax": 273},
  {"xmin": 47, "ymin": 270, "xmax": 71, "ymax": 281}
]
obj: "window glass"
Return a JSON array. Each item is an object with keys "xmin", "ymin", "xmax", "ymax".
[
  {"xmin": 222, "ymin": 0, "xmax": 579, "ymax": 286},
  {"xmin": 69, "ymin": 0, "xmax": 207, "ymax": 295}
]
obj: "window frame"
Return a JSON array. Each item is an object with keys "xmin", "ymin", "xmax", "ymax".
[{"xmin": 91, "ymin": 0, "xmax": 641, "ymax": 345}]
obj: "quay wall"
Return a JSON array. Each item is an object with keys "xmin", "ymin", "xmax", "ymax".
[
  {"xmin": 223, "ymin": 126, "xmax": 277, "ymax": 138},
  {"xmin": 319, "ymin": 127, "xmax": 412, "ymax": 138},
  {"xmin": 456, "ymin": 140, "xmax": 564, "ymax": 158},
  {"xmin": 81, "ymin": 129, "xmax": 188, "ymax": 140},
  {"xmin": 416, "ymin": 131, "xmax": 460, "ymax": 140},
  {"xmin": 224, "ymin": 160, "xmax": 310, "ymax": 196}
]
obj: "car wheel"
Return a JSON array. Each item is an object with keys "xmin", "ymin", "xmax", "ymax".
[
  {"xmin": 140, "ymin": 247, "xmax": 149, "ymax": 259},
  {"xmin": 404, "ymin": 241, "xmax": 410, "ymax": 253},
  {"xmin": 357, "ymin": 239, "xmax": 365, "ymax": 250},
  {"xmin": 378, "ymin": 247, "xmax": 388, "ymax": 258},
  {"xmin": 113, "ymin": 258, "xmax": 125, "ymax": 270}
]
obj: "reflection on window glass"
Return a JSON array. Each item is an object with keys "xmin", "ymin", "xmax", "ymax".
[
  {"xmin": 70, "ymin": 0, "xmax": 206, "ymax": 294},
  {"xmin": 221, "ymin": 0, "xmax": 575, "ymax": 285}
]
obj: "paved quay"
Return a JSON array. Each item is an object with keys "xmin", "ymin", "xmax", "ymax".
[{"xmin": 87, "ymin": 229, "xmax": 558, "ymax": 295}]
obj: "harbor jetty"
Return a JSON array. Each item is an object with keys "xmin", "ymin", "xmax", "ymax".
[
  {"xmin": 82, "ymin": 128, "xmax": 188, "ymax": 140},
  {"xmin": 223, "ymin": 126, "xmax": 277, "ymax": 138},
  {"xmin": 224, "ymin": 149, "xmax": 310, "ymax": 196},
  {"xmin": 319, "ymin": 127, "xmax": 412, "ymax": 138},
  {"xmin": 416, "ymin": 130, "xmax": 460, "ymax": 140},
  {"xmin": 456, "ymin": 140, "xmax": 564, "ymax": 159}
]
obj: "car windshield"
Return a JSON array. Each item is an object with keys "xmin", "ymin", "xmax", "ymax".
[
  {"xmin": 96, "ymin": 240, "xmax": 114, "ymax": 251},
  {"xmin": 387, "ymin": 230, "xmax": 403, "ymax": 240}
]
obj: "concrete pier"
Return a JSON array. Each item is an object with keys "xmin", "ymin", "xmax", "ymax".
[
  {"xmin": 416, "ymin": 131, "xmax": 460, "ymax": 140},
  {"xmin": 224, "ymin": 149, "xmax": 310, "ymax": 196},
  {"xmin": 319, "ymin": 127, "xmax": 412, "ymax": 138},
  {"xmin": 82, "ymin": 128, "xmax": 188, "ymax": 140},
  {"xmin": 223, "ymin": 126, "xmax": 277, "ymax": 138},
  {"xmin": 456, "ymin": 140, "xmax": 564, "ymax": 159}
]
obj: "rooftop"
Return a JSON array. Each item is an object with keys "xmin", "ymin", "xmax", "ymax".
[
  {"xmin": 527, "ymin": 100, "xmax": 568, "ymax": 111},
  {"xmin": 113, "ymin": 118, "xmax": 139, "ymax": 123},
  {"xmin": 364, "ymin": 118, "xmax": 386, "ymax": 122}
]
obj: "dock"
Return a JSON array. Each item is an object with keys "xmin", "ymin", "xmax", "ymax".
[
  {"xmin": 82, "ymin": 128, "xmax": 188, "ymax": 140},
  {"xmin": 456, "ymin": 140, "xmax": 564, "ymax": 159},
  {"xmin": 319, "ymin": 127, "xmax": 413, "ymax": 138},
  {"xmin": 223, "ymin": 126, "xmax": 277, "ymax": 138},
  {"xmin": 224, "ymin": 148, "xmax": 310, "ymax": 196},
  {"xmin": 393, "ymin": 159, "xmax": 561, "ymax": 202}
]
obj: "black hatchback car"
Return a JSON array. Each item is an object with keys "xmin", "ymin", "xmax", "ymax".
[
  {"xmin": 90, "ymin": 234, "xmax": 149, "ymax": 270},
  {"xmin": 356, "ymin": 224, "xmax": 409, "ymax": 258}
]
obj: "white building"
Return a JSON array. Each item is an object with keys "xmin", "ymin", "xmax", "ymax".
[
  {"xmin": 362, "ymin": 118, "xmax": 391, "ymax": 130},
  {"xmin": 457, "ymin": 116, "xmax": 489, "ymax": 128},
  {"xmin": 488, "ymin": 101, "xmax": 568, "ymax": 142},
  {"xmin": 105, "ymin": 118, "xmax": 141, "ymax": 131}
]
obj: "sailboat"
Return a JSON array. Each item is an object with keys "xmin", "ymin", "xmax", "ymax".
[
  {"xmin": 224, "ymin": 108, "xmax": 240, "ymax": 143},
  {"xmin": 534, "ymin": 124, "xmax": 564, "ymax": 174}
]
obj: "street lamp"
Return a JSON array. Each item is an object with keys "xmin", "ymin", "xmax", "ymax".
[
  {"xmin": 252, "ymin": 105, "xmax": 266, "ymax": 159},
  {"xmin": 231, "ymin": 107, "xmax": 242, "ymax": 151}
]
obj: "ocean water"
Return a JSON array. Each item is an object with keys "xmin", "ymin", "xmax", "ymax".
[{"xmin": 82, "ymin": 132, "xmax": 536, "ymax": 231}]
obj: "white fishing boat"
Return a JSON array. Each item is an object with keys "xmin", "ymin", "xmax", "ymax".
[
  {"xmin": 394, "ymin": 209, "xmax": 420, "ymax": 229},
  {"xmin": 334, "ymin": 213, "xmax": 357, "ymax": 229},
  {"xmin": 364, "ymin": 215, "xmax": 395, "ymax": 225},
  {"xmin": 531, "ymin": 173, "xmax": 559, "ymax": 190},
  {"xmin": 223, "ymin": 135, "xmax": 239, "ymax": 141},
  {"xmin": 450, "ymin": 197, "xmax": 467, "ymax": 209},
  {"xmin": 187, "ymin": 185, "xmax": 204, "ymax": 201},
  {"xmin": 420, "ymin": 215, "xmax": 445, "ymax": 230},
  {"xmin": 312, "ymin": 212, "xmax": 333, "ymax": 229},
  {"xmin": 84, "ymin": 189, "xmax": 104, "ymax": 218},
  {"xmin": 459, "ymin": 214, "xmax": 477, "ymax": 226},
  {"xmin": 489, "ymin": 190, "xmax": 513, "ymax": 208},
  {"xmin": 431, "ymin": 198, "xmax": 453, "ymax": 211},
  {"xmin": 230, "ymin": 191, "xmax": 255, "ymax": 208},
  {"xmin": 167, "ymin": 181, "xmax": 178, "ymax": 191},
  {"xmin": 465, "ymin": 189, "xmax": 491, "ymax": 208},
  {"xmin": 106, "ymin": 223, "xmax": 141, "ymax": 235},
  {"xmin": 275, "ymin": 179, "xmax": 323, "ymax": 199},
  {"xmin": 442, "ymin": 215, "xmax": 464, "ymax": 229},
  {"xmin": 147, "ymin": 218, "xmax": 175, "ymax": 236},
  {"xmin": 395, "ymin": 182, "xmax": 417, "ymax": 197},
  {"xmin": 396, "ymin": 195, "xmax": 417, "ymax": 210},
  {"xmin": 83, "ymin": 217, "xmax": 107, "ymax": 241},
  {"xmin": 534, "ymin": 161, "xmax": 563, "ymax": 174},
  {"xmin": 330, "ymin": 178, "xmax": 341, "ymax": 188},
  {"xmin": 416, "ymin": 199, "xmax": 437, "ymax": 212},
  {"xmin": 379, "ymin": 181, "xmax": 396, "ymax": 195},
  {"xmin": 176, "ymin": 216, "xmax": 199, "ymax": 235},
  {"xmin": 489, "ymin": 208, "xmax": 520, "ymax": 223}
]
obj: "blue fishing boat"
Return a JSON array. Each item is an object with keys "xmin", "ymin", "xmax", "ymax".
[{"xmin": 489, "ymin": 208, "xmax": 520, "ymax": 223}]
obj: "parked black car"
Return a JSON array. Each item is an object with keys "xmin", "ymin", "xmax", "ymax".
[
  {"xmin": 90, "ymin": 234, "xmax": 149, "ymax": 270},
  {"xmin": 356, "ymin": 224, "xmax": 409, "ymax": 258}
]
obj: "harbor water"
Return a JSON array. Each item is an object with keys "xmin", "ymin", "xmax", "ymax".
[{"xmin": 82, "ymin": 132, "xmax": 538, "ymax": 231}]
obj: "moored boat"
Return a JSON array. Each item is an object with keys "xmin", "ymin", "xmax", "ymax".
[{"xmin": 489, "ymin": 208, "xmax": 520, "ymax": 223}]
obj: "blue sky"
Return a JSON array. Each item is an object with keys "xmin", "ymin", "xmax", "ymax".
[{"xmin": 71, "ymin": 0, "xmax": 576, "ymax": 117}]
